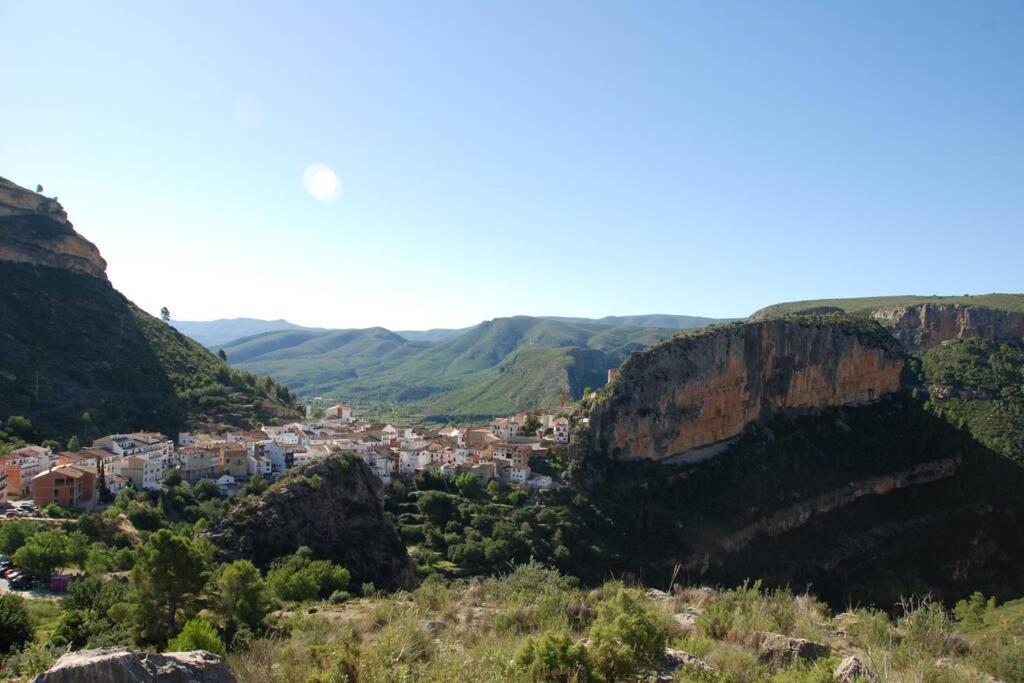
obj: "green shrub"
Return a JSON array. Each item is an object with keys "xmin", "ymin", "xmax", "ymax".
[
  {"xmin": 515, "ymin": 630, "xmax": 594, "ymax": 682},
  {"xmin": 587, "ymin": 585, "xmax": 667, "ymax": 680},
  {"xmin": 0, "ymin": 593, "xmax": 32, "ymax": 653},
  {"xmin": 167, "ymin": 618, "xmax": 227, "ymax": 658},
  {"xmin": 267, "ymin": 551, "xmax": 350, "ymax": 603}
]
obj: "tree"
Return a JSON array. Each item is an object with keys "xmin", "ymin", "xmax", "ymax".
[
  {"xmin": 35, "ymin": 184, "xmax": 43, "ymax": 193},
  {"xmin": 522, "ymin": 415, "xmax": 542, "ymax": 436},
  {"xmin": 0, "ymin": 520, "xmax": 37, "ymax": 555},
  {"xmin": 167, "ymin": 618, "xmax": 227, "ymax": 658},
  {"xmin": 5, "ymin": 415, "xmax": 33, "ymax": 440},
  {"xmin": 13, "ymin": 528, "xmax": 70, "ymax": 576},
  {"xmin": 67, "ymin": 435, "xmax": 81, "ymax": 452},
  {"xmin": 455, "ymin": 472, "xmax": 482, "ymax": 498},
  {"xmin": 246, "ymin": 476, "xmax": 268, "ymax": 496},
  {"xmin": 0, "ymin": 594, "xmax": 32, "ymax": 653},
  {"xmin": 213, "ymin": 560, "xmax": 271, "ymax": 637},
  {"xmin": 131, "ymin": 529, "xmax": 208, "ymax": 644},
  {"xmin": 160, "ymin": 307, "xmax": 171, "ymax": 322},
  {"xmin": 217, "ymin": 349, "xmax": 228, "ymax": 362}
]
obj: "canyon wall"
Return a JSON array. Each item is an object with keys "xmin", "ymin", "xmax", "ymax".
[
  {"xmin": 0, "ymin": 176, "xmax": 107, "ymax": 279},
  {"xmin": 583, "ymin": 318, "xmax": 905, "ymax": 462},
  {"xmin": 872, "ymin": 303, "xmax": 1024, "ymax": 350}
]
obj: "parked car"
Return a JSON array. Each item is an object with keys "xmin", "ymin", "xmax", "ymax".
[
  {"xmin": 0, "ymin": 555, "xmax": 11, "ymax": 569},
  {"xmin": 2, "ymin": 566, "xmax": 25, "ymax": 580},
  {"xmin": 9, "ymin": 575, "xmax": 32, "ymax": 590}
]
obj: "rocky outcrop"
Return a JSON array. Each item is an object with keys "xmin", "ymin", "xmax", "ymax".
[
  {"xmin": 34, "ymin": 648, "xmax": 235, "ymax": 682},
  {"xmin": 756, "ymin": 633, "xmax": 830, "ymax": 666},
  {"xmin": 207, "ymin": 454, "xmax": 416, "ymax": 590},
  {"xmin": 657, "ymin": 648, "xmax": 717, "ymax": 680},
  {"xmin": 0, "ymin": 176, "xmax": 107, "ymax": 279},
  {"xmin": 582, "ymin": 318, "xmax": 904, "ymax": 462},
  {"xmin": 833, "ymin": 655, "xmax": 877, "ymax": 683},
  {"xmin": 871, "ymin": 303, "xmax": 1024, "ymax": 350}
]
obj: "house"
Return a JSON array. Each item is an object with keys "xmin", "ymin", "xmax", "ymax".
[
  {"xmin": 490, "ymin": 418, "xmax": 520, "ymax": 442},
  {"xmin": 93, "ymin": 432, "xmax": 173, "ymax": 459},
  {"xmin": 553, "ymin": 418, "xmax": 570, "ymax": 444},
  {"xmin": 325, "ymin": 404, "xmax": 352, "ymax": 421},
  {"xmin": 31, "ymin": 464, "xmax": 98, "ymax": 509},
  {"xmin": 219, "ymin": 445, "xmax": 251, "ymax": 480},
  {"xmin": 112, "ymin": 455, "xmax": 163, "ymax": 490},
  {"xmin": 216, "ymin": 474, "xmax": 238, "ymax": 495},
  {"xmin": 174, "ymin": 447, "xmax": 219, "ymax": 483},
  {"xmin": 0, "ymin": 449, "xmax": 45, "ymax": 497},
  {"xmin": 507, "ymin": 465, "xmax": 530, "ymax": 484}
]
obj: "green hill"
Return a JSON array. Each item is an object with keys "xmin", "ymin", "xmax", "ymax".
[
  {"xmin": 0, "ymin": 177, "xmax": 300, "ymax": 441},
  {"xmin": 751, "ymin": 293, "xmax": 1024, "ymax": 319},
  {"xmin": 171, "ymin": 317, "xmax": 322, "ymax": 347},
  {"xmin": 220, "ymin": 316, "xmax": 687, "ymax": 419}
]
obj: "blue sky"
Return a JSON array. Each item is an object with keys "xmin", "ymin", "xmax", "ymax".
[{"xmin": 1, "ymin": 1, "xmax": 1021, "ymax": 329}]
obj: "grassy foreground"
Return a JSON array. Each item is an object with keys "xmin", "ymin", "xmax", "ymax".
[{"xmin": 224, "ymin": 563, "xmax": 1021, "ymax": 683}]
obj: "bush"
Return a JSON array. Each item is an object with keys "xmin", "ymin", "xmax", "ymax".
[
  {"xmin": 0, "ymin": 593, "xmax": 32, "ymax": 653},
  {"xmin": 587, "ymin": 585, "xmax": 667, "ymax": 680},
  {"xmin": 267, "ymin": 551, "xmax": 350, "ymax": 603},
  {"xmin": 515, "ymin": 630, "xmax": 594, "ymax": 682},
  {"xmin": 127, "ymin": 503, "xmax": 164, "ymax": 532},
  {"xmin": 167, "ymin": 618, "xmax": 227, "ymax": 658}
]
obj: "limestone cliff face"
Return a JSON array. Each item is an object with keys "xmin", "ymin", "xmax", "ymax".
[
  {"xmin": 871, "ymin": 303, "xmax": 1024, "ymax": 351},
  {"xmin": 0, "ymin": 176, "xmax": 107, "ymax": 279},
  {"xmin": 583, "ymin": 318, "xmax": 905, "ymax": 462}
]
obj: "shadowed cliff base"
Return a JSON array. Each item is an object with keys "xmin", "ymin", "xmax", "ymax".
[{"xmin": 571, "ymin": 396, "xmax": 1024, "ymax": 609}]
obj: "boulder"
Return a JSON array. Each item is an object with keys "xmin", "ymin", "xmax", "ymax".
[
  {"xmin": 756, "ymin": 632, "xmax": 830, "ymax": 666},
  {"xmin": 833, "ymin": 655, "xmax": 878, "ymax": 683},
  {"xmin": 34, "ymin": 648, "xmax": 235, "ymax": 682},
  {"xmin": 656, "ymin": 648, "xmax": 717, "ymax": 681}
]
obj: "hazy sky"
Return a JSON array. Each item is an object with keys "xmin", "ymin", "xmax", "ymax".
[{"xmin": 1, "ymin": 1, "xmax": 1021, "ymax": 329}]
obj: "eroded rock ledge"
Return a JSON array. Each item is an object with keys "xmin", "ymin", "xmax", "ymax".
[
  {"xmin": 0, "ymin": 176, "xmax": 107, "ymax": 279},
  {"xmin": 583, "ymin": 318, "xmax": 904, "ymax": 462}
]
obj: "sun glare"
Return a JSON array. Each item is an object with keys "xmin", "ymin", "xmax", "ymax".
[{"xmin": 303, "ymin": 163, "xmax": 343, "ymax": 202}]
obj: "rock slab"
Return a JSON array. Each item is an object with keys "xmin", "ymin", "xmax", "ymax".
[{"xmin": 34, "ymin": 648, "xmax": 236, "ymax": 683}]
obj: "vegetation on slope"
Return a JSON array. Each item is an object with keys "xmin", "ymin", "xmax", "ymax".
[
  {"xmin": 750, "ymin": 293, "xmax": 1024, "ymax": 319},
  {"xmin": 0, "ymin": 262, "xmax": 298, "ymax": 441},
  {"xmin": 220, "ymin": 316, "xmax": 680, "ymax": 420},
  {"xmin": 916, "ymin": 338, "xmax": 1024, "ymax": 463}
]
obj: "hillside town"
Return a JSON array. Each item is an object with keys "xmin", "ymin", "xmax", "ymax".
[{"xmin": 0, "ymin": 407, "xmax": 571, "ymax": 511}]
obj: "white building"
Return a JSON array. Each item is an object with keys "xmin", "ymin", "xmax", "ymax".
[
  {"xmin": 490, "ymin": 418, "xmax": 520, "ymax": 442},
  {"xmin": 325, "ymin": 404, "xmax": 352, "ymax": 421},
  {"xmin": 553, "ymin": 418, "xmax": 570, "ymax": 444}
]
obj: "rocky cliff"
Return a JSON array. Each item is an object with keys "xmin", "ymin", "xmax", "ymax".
[
  {"xmin": 208, "ymin": 454, "xmax": 416, "ymax": 590},
  {"xmin": 0, "ymin": 174, "xmax": 298, "ymax": 438},
  {"xmin": 582, "ymin": 317, "xmax": 904, "ymax": 462},
  {"xmin": 871, "ymin": 303, "xmax": 1024, "ymax": 350},
  {"xmin": 0, "ymin": 176, "xmax": 107, "ymax": 279}
]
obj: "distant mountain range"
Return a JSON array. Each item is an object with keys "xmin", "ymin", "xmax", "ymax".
[
  {"xmin": 177, "ymin": 314, "xmax": 734, "ymax": 349},
  {"xmin": 210, "ymin": 315, "xmax": 733, "ymax": 420},
  {"xmin": 171, "ymin": 318, "xmax": 323, "ymax": 347}
]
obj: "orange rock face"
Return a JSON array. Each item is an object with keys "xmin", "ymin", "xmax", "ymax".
[
  {"xmin": 0, "ymin": 176, "xmax": 107, "ymax": 279},
  {"xmin": 587, "ymin": 319, "xmax": 905, "ymax": 462},
  {"xmin": 871, "ymin": 303, "xmax": 1024, "ymax": 350}
]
